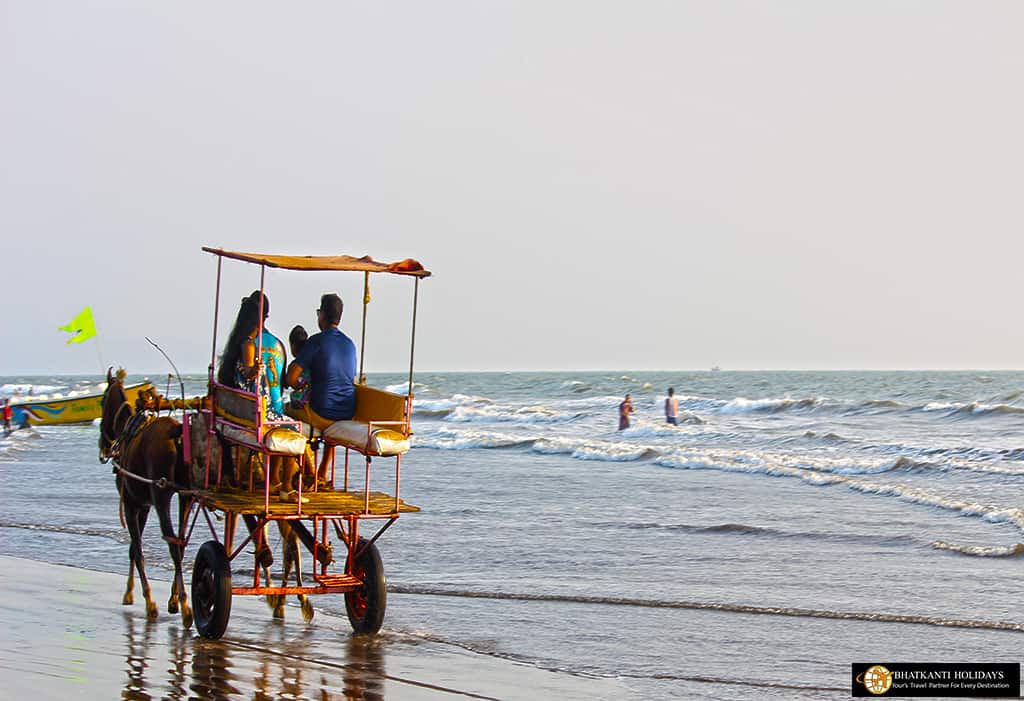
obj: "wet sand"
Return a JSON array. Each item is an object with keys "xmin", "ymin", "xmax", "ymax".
[{"xmin": 0, "ymin": 556, "xmax": 627, "ymax": 700}]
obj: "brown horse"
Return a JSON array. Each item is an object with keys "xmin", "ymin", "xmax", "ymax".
[{"xmin": 99, "ymin": 368, "xmax": 193, "ymax": 629}]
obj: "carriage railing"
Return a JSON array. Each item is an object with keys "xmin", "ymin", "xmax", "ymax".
[
  {"xmin": 204, "ymin": 379, "xmax": 413, "ymax": 517},
  {"xmin": 206, "ymin": 380, "xmax": 310, "ymax": 508},
  {"xmin": 331, "ymin": 389, "xmax": 413, "ymax": 514}
]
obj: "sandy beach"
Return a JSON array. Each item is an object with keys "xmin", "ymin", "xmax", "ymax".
[{"xmin": 0, "ymin": 556, "xmax": 628, "ymax": 701}]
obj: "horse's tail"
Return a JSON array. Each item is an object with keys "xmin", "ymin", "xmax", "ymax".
[
  {"xmin": 117, "ymin": 476, "xmax": 127, "ymax": 529},
  {"xmin": 170, "ymin": 420, "xmax": 189, "ymax": 489}
]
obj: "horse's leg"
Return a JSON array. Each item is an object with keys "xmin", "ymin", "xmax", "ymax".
[
  {"xmin": 287, "ymin": 520, "xmax": 333, "ymax": 567},
  {"xmin": 122, "ymin": 496, "xmax": 138, "ymax": 606},
  {"xmin": 123, "ymin": 559, "xmax": 135, "ymax": 606},
  {"xmin": 125, "ymin": 501, "xmax": 158, "ymax": 619},
  {"xmin": 153, "ymin": 487, "xmax": 192, "ymax": 629},
  {"xmin": 168, "ymin": 577, "xmax": 179, "ymax": 614},
  {"xmin": 242, "ymin": 514, "xmax": 274, "ymax": 571},
  {"xmin": 270, "ymin": 521, "xmax": 291, "ymax": 619},
  {"xmin": 165, "ymin": 494, "xmax": 190, "ymax": 615},
  {"xmin": 288, "ymin": 523, "xmax": 314, "ymax": 623},
  {"xmin": 122, "ymin": 494, "xmax": 136, "ymax": 606}
]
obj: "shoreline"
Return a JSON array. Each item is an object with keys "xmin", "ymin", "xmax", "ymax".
[{"xmin": 0, "ymin": 555, "xmax": 630, "ymax": 701}]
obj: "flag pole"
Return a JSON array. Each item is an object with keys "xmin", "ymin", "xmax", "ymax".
[{"xmin": 94, "ymin": 334, "xmax": 105, "ymax": 377}]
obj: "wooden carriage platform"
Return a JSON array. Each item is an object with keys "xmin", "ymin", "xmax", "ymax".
[{"xmin": 191, "ymin": 487, "xmax": 419, "ymax": 517}]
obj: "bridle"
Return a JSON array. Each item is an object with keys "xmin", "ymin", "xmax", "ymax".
[{"xmin": 99, "ymin": 382, "xmax": 133, "ymax": 464}]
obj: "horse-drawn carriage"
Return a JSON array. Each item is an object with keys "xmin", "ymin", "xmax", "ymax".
[{"xmin": 100, "ymin": 247, "xmax": 430, "ymax": 639}]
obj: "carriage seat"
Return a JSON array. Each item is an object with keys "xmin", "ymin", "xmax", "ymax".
[
  {"xmin": 213, "ymin": 385, "xmax": 307, "ymax": 456},
  {"xmin": 319, "ymin": 384, "xmax": 411, "ymax": 458}
]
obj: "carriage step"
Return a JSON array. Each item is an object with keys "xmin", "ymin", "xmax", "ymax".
[{"xmin": 313, "ymin": 573, "xmax": 361, "ymax": 588}]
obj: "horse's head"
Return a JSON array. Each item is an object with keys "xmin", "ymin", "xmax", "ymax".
[{"xmin": 99, "ymin": 367, "xmax": 131, "ymax": 460}]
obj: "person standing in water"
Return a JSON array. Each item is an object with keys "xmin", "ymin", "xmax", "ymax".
[
  {"xmin": 665, "ymin": 387, "xmax": 680, "ymax": 425},
  {"xmin": 618, "ymin": 394, "xmax": 635, "ymax": 431}
]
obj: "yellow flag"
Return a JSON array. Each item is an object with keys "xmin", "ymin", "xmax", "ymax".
[{"xmin": 59, "ymin": 306, "xmax": 98, "ymax": 345}]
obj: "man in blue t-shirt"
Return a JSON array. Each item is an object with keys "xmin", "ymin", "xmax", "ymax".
[{"xmin": 286, "ymin": 292, "xmax": 357, "ymax": 484}]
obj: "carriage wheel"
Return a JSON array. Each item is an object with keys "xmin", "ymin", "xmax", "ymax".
[
  {"xmin": 192, "ymin": 540, "xmax": 232, "ymax": 639},
  {"xmin": 345, "ymin": 538, "xmax": 386, "ymax": 634}
]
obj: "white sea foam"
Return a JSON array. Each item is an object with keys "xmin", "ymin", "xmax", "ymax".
[
  {"xmin": 447, "ymin": 404, "xmax": 579, "ymax": 424},
  {"xmin": 413, "ymin": 428, "xmax": 534, "ymax": 450},
  {"xmin": 413, "ymin": 393, "xmax": 491, "ymax": 414},
  {"xmin": 1, "ymin": 383, "xmax": 65, "ymax": 395},
  {"xmin": 922, "ymin": 402, "xmax": 959, "ymax": 412},
  {"xmin": 528, "ymin": 436, "xmax": 654, "ymax": 461},
  {"xmin": 532, "ymin": 437, "xmax": 587, "ymax": 454},
  {"xmin": 931, "ymin": 541, "xmax": 1024, "ymax": 558},
  {"xmin": 385, "ymin": 381, "xmax": 426, "ymax": 395},
  {"xmin": 719, "ymin": 396, "xmax": 826, "ymax": 414},
  {"xmin": 619, "ymin": 417, "xmax": 704, "ymax": 438},
  {"xmin": 557, "ymin": 395, "xmax": 623, "ymax": 409},
  {"xmin": 572, "ymin": 444, "xmax": 652, "ymax": 462},
  {"xmin": 656, "ymin": 446, "xmax": 1024, "ymax": 532}
]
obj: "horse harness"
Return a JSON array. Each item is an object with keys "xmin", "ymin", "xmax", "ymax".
[
  {"xmin": 101, "ymin": 402, "xmax": 148, "ymax": 466},
  {"xmin": 107, "ymin": 409, "xmax": 185, "ymax": 492}
]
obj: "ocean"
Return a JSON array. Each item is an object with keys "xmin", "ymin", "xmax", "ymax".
[{"xmin": 2, "ymin": 370, "xmax": 1023, "ymax": 699}]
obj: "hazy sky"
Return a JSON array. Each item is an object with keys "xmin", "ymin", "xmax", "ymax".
[{"xmin": 2, "ymin": 2, "xmax": 1022, "ymax": 374}]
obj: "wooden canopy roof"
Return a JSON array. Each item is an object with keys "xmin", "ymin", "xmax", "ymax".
[{"xmin": 202, "ymin": 247, "xmax": 431, "ymax": 277}]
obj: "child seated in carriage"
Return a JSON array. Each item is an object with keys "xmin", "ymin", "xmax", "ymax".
[{"xmin": 288, "ymin": 325, "xmax": 310, "ymax": 410}]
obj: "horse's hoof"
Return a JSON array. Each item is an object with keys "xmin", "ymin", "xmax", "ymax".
[
  {"xmin": 168, "ymin": 599, "xmax": 179, "ymax": 614},
  {"xmin": 273, "ymin": 604, "xmax": 285, "ymax": 619},
  {"xmin": 182, "ymin": 605, "xmax": 193, "ymax": 630},
  {"xmin": 316, "ymin": 543, "xmax": 334, "ymax": 567},
  {"xmin": 146, "ymin": 601, "xmax": 159, "ymax": 619},
  {"xmin": 123, "ymin": 593, "xmax": 134, "ymax": 606},
  {"xmin": 300, "ymin": 596, "xmax": 315, "ymax": 623},
  {"xmin": 255, "ymin": 545, "xmax": 274, "ymax": 569}
]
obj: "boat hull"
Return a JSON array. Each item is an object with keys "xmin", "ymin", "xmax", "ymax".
[{"xmin": 10, "ymin": 382, "xmax": 154, "ymax": 426}]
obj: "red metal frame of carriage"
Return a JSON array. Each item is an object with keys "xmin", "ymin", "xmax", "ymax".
[{"xmin": 176, "ymin": 247, "xmax": 430, "ymax": 639}]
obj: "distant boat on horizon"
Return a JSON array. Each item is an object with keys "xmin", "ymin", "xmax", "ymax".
[{"xmin": 710, "ymin": 366, "xmax": 722, "ymax": 372}]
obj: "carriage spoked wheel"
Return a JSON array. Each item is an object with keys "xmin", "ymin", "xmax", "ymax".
[
  {"xmin": 345, "ymin": 538, "xmax": 386, "ymax": 634},
  {"xmin": 192, "ymin": 540, "xmax": 232, "ymax": 639}
]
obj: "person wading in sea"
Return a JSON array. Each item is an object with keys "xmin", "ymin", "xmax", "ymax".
[
  {"xmin": 619, "ymin": 394, "xmax": 635, "ymax": 431},
  {"xmin": 665, "ymin": 387, "xmax": 680, "ymax": 425}
]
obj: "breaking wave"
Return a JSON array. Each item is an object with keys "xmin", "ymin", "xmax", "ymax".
[
  {"xmin": 719, "ymin": 397, "xmax": 827, "ymax": 414},
  {"xmin": 413, "ymin": 429, "xmax": 534, "ymax": 450},
  {"xmin": 598, "ymin": 520, "xmax": 927, "ymax": 549},
  {"xmin": 930, "ymin": 541, "xmax": 1024, "ymax": 558},
  {"xmin": 447, "ymin": 404, "xmax": 582, "ymax": 424},
  {"xmin": 388, "ymin": 585, "xmax": 1024, "ymax": 632},
  {"xmin": 656, "ymin": 450, "xmax": 1024, "ymax": 532},
  {"xmin": 0, "ymin": 520, "xmax": 129, "ymax": 543}
]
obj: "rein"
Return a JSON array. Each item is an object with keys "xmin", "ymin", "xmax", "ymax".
[{"xmin": 112, "ymin": 464, "xmax": 189, "ymax": 493}]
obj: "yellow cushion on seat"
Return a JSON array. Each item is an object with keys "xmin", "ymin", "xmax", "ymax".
[
  {"xmin": 219, "ymin": 424, "xmax": 308, "ymax": 456},
  {"xmin": 323, "ymin": 420, "xmax": 410, "ymax": 457}
]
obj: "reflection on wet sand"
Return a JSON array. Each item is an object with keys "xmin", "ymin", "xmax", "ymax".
[
  {"xmin": 3, "ymin": 557, "xmax": 627, "ymax": 701},
  {"xmin": 343, "ymin": 636, "xmax": 386, "ymax": 701},
  {"xmin": 167, "ymin": 625, "xmax": 190, "ymax": 700},
  {"xmin": 120, "ymin": 609, "xmax": 389, "ymax": 700},
  {"xmin": 121, "ymin": 611, "xmax": 155, "ymax": 701},
  {"xmin": 191, "ymin": 637, "xmax": 243, "ymax": 699}
]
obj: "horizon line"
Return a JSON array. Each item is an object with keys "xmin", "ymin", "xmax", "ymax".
[{"xmin": 3, "ymin": 367, "xmax": 1024, "ymax": 377}]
